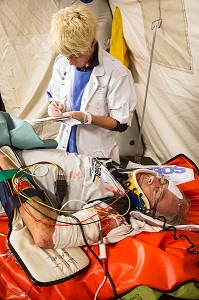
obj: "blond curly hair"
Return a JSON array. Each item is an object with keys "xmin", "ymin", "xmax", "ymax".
[{"xmin": 51, "ymin": 4, "xmax": 99, "ymax": 56}]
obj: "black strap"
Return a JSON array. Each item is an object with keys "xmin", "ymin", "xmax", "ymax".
[{"xmin": 0, "ymin": 184, "xmax": 45, "ymax": 217}]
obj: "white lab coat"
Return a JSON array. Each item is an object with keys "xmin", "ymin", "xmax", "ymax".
[{"xmin": 48, "ymin": 43, "xmax": 137, "ymax": 163}]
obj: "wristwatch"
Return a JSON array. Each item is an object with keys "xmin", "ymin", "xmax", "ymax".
[{"xmin": 84, "ymin": 112, "xmax": 92, "ymax": 124}]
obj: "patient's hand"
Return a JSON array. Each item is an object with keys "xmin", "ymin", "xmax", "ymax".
[{"xmin": 0, "ymin": 151, "xmax": 16, "ymax": 170}]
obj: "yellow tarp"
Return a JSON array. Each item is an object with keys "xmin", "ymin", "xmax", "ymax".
[{"xmin": 110, "ymin": 7, "xmax": 129, "ymax": 67}]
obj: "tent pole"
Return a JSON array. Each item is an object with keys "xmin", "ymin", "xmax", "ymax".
[{"xmin": 134, "ymin": 18, "xmax": 162, "ymax": 164}]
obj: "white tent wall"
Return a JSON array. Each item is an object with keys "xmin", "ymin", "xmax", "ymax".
[
  {"xmin": 109, "ymin": 0, "xmax": 199, "ymax": 165},
  {"xmin": 0, "ymin": 0, "xmax": 140, "ymax": 158}
]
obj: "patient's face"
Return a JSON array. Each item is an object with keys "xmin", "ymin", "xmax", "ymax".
[{"xmin": 136, "ymin": 173, "xmax": 189, "ymax": 217}]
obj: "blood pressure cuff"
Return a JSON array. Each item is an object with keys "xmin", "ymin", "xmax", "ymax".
[
  {"xmin": 0, "ymin": 177, "xmax": 90, "ymax": 286},
  {"xmin": 0, "ymin": 181, "xmax": 45, "ymax": 220}
]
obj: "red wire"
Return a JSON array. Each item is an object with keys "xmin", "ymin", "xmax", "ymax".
[{"xmin": 15, "ymin": 177, "xmax": 129, "ymax": 227}]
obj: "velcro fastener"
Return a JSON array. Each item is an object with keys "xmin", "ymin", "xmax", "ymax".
[{"xmin": 3, "ymin": 188, "xmax": 45, "ymax": 217}]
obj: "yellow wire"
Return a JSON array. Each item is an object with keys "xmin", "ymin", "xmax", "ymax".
[
  {"xmin": 11, "ymin": 162, "xmax": 132, "ymax": 216},
  {"xmin": 11, "ymin": 162, "xmax": 84, "ymax": 213},
  {"xmin": 13, "ymin": 191, "xmax": 131, "ymax": 216}
]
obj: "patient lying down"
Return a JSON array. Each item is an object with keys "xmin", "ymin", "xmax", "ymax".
[{"xmin": 0, "ymin": 149, "xmax": 190, "ymax": 249}]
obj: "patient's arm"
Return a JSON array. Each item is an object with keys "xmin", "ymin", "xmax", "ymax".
[
  {"xmin": 0, "ymin": 151, "xmax": 56, "ymax": 248},
  {"xmin": 20, "ymin": 199, "xmax": 57, "ymax": 249}
]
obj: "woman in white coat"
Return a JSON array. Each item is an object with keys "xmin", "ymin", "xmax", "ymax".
[{"xmin": 47, "ymin": 4, "xmax": 137, "ymax": 163}]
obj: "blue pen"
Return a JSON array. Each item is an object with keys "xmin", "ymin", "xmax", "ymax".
[
  {"xmin": 47, "ymin": 91, "xmax": 62, "ymax": 115},
  {"xmin": 47, "ymin": 91, "xmax": 53, "ymax": 99}
]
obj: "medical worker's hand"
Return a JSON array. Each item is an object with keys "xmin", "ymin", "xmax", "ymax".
[
  {"xmin": 48, "ymin": 102, "xmax": 64, "ymax": 117},
  {"xmin": 63, "ymin": 111, "xmax": 89, "ymax": 123}
]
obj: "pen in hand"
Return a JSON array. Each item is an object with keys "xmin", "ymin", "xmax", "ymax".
[{"xmin": 47, "ymin": 91, "xmax": 63, "ymax": 115}]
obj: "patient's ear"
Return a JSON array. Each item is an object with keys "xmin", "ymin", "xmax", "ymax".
[{"xmin": 147, "ymin": 176, "xmax": 154, "ymax": 185}]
